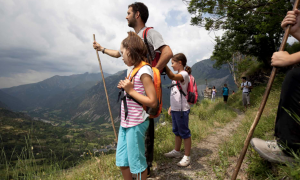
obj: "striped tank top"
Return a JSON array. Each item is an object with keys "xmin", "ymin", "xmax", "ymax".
[{"xmin": 121, "ymin": 66, "xmax": 153, "ymax": 128}]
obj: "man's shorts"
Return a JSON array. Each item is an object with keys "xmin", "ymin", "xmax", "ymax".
[
  {"xmin": 223, "ymin": 95, "xmax": 228, "ymax": 102},
  {"xmin": 171, "ymin": 110, "xmax": 191, "ymax": 139},
  {"xmin": 242, "ymin": 93, "xmax": 250, "ymax": 106},
  {"xmin": 116, "ymin": 119, "xmax": 149, "ymax": 174}
]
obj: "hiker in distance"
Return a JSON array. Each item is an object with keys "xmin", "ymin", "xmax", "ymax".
[
  {"xmin": 164, "ymin": 53, "xmax": 192, "ymax": 167},
  {"xmin": 240, "ymin": 77, "xmax": 252, "ymax": 110},
  {"xmin": 211, "ymin": 86, "xmax": 217, "ymax": 102},
  {"xmin": 222, "ymin": 83, "xmax": 229, "ymax": 104},
  {"xmin": 93, "ymin": 2, "xmax": 173, "ymax": 177},
  {"xmin": 250, "ymin": 8, "xmax": 300, "ymax": 164},
  {"xmin": 116, "ymin": 32, "xmax": 157, "ymax": 180}
]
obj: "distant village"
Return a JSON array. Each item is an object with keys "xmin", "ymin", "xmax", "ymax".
[
  {"xmin": 80, "ymin": 142, "xmax": 117, "ymax": 157},
  {"xmin": 203, "ymin": 79, "xmax": 213, "ymax": 99}
]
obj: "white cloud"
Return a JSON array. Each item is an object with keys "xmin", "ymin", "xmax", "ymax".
[{"xmin": 0, "ymin": 0, "xmax": 223, "ymax": 88}]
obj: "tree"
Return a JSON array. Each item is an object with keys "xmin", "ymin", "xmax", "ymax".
[
  {"xmin": 185, "ymin": 0, "xmax": 292, "ymax": 67},
  {"xmin": 211, "ymin": 32, "xmax": 252, "ymax": 87}
]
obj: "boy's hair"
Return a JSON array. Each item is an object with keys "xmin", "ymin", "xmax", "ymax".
[
  {"xmin": 128, "ymin": 2, "xmax": 149, "ymax": 24},
  {"xmin": 185, "ymin": 66, "xmax": 191, "ymax": 75},
  {"xmin": 122, "ymin": 31, "xmax": 147, "ymax": 65},
  {"xmin": 172, "ymin": 53, "xmax": 187, "ymax": 67},
  {"xmin": 242, "ymin": 77, "xmax": 247, "ymax": 80},
  {"xmin": 224, "ymin": 84, "xmax": 227, "ymax": 87}
]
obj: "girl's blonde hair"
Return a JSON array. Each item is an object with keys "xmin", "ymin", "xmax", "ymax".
[{"xmin": 122, "ymin": 31, "xmax": 147, "ymax": 65}]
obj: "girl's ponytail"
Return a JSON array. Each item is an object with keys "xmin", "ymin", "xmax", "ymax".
[{"xmin": 185, "ymin": 66, "xmax": 191, "ymax": 75}]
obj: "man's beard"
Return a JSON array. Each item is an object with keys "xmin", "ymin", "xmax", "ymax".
[{"xmin": 128, "ymin": 17, "xmax": 137, "ymax": 28}]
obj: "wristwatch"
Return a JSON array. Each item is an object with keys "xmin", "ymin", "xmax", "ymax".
[{"xmin": 102, "ymin": 48, "xmax": 106, "ymax": 54}]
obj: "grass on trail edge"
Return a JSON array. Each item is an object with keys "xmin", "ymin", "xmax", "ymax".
[
  {"xmin": 1, "ymin": 98, "xmax": 238, "ymax": 179},
  {"xmin": 214, "ymin": 74, "xmax": 300, "ymax": 180}
]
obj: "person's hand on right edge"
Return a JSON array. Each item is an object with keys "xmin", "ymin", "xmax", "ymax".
[{"xmin": 272, "ymin": 10, "xmax": 300, "ymax": 67}]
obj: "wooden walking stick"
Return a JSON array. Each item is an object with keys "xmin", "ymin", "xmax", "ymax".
[
  {"xmin": 231, "ymin": 0, "xmax": 300, "ymax": 179},
  {"xmin": 93, "ymin": 34, "xmax": 118, "ymax": 142}
]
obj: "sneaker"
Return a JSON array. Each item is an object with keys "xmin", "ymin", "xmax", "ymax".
[
  {"xmin": 164, "ymin": 149, "xmax": 182, "ymax": 158},
  {"xmin": 250, "ymin": 138, "xmax": 295, "ymax": 164},
  {"xmin": 177, "ymin": 155, "xmax": 191, "ymax": 167}
]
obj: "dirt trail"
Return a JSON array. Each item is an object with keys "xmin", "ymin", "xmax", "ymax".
[{"xmin": 149, "ymin": 109, "xmax": 247, "ymax": 180}]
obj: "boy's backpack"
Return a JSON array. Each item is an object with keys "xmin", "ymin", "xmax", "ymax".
[
  {"xmin": 143, "ymin": 27, "xmax": 167, "ymax": 75},
  {"xmin": 118, "ymin": 61, "xmax": 162, "ymax": 119},
  {"xmin": 170, "ymin": 74, "xmax": 198, "ymax": 104}
]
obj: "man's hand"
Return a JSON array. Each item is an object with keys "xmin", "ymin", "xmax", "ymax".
[
  {"xmin": 282, "ymin": 10, "xmax": 300, "ymax": 40},
  {"xmin": 93, "ymin": 41, "xmax": 103, "ymax": 51},
  {"xmin": 281, "ymin": 9, "xmax": 300, "ymax": 34},
  {"xmin": 271, "ymin": 51, "xmax": 296, "ymax": 67}
]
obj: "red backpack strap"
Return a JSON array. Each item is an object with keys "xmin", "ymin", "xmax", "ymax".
[
  {"xmin": 143, "ymin": 27, "xmax": 154, "ymax": 64},
  {"xmin": 142, "ymin": 27, "xmax": 153, "ymax": 40}
]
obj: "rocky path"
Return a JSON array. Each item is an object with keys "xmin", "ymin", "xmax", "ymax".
[{"xmin": 149, "ymin": 109, "xmax": 247, "ymax": 180}]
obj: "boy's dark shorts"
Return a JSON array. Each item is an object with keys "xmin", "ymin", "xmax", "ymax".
[
  {"xmin": 171, "ymin": 110, "xmax": 191, "ymax": 139},
  {"xmin": 223, "ymin": 95, "xmax": 228, "ymax": 102}
]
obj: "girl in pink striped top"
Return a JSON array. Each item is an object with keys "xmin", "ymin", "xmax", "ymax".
[{"xmin": 116, "ymin": 32, "xmax": 157, "ymax": 180}]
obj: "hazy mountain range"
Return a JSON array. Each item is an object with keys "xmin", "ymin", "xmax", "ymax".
[
  {"xmin": 0, "ymin": 59, "xmax": 235, "ymax": 124},
  {"xmin": 192, "ymin": 60, "xmax": 236, "ymax": 97}
]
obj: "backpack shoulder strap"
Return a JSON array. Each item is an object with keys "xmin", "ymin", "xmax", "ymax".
[
  {"xmin": 176, "ymin": 81, "xmax": 186, "ymax": 96},
  {"xmin": 189, "ymin": 75, "xmax": 196, "ymax": 86},
  {"xmin": 128, "ymin": 61, "xmax": 150, "ymax": 81},
  {"xmin": 142, "ymin": 27, "xmax": 153, "ymax": 39},
  {"xmin": 143, "ymin": 27, "xmax": 154, "ymax": 64},
  {"xmin": 192, "ymin": 76, "xmax": 196, "ymax": 86}
]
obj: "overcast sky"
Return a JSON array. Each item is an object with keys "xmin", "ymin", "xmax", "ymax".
[{"xmin": 0, "ymin": 0, "xmax": 223, "ymax": 89}]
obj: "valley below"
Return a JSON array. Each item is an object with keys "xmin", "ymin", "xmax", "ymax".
[{"xmin": 0, "ymin": 59, "xmax": 236, "ymax": 176}]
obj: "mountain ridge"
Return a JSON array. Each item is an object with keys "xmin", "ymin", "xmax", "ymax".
[
  {"xmin": 1, "ymin": 60, "xmax": 235, "ymax": 125},
  {"xmin": 1, "ymin": 72, "xmax": 111, "ymax": 110}
]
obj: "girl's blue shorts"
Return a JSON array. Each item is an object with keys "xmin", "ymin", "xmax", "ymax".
[
  {"xmin": 171, "ymin": 110, "xmax": 191, "ymax": 139},
  {"xmin": 116, "ymin": 119, "xmax": 149, "ymax": 174}
]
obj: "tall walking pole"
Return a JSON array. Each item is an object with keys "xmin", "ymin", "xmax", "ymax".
[
  {"xmin": 231, "ymin": 0, "xmax": 300, "ymax": 179},
  {"xmin": 93, "ymin": 34, "xmax": 118, "ymax": 142}
]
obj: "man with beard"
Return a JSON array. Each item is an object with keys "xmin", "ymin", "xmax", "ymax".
[{"xmin": 93, "ymin": 2, "xmax": 173, "ymax": 177}]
